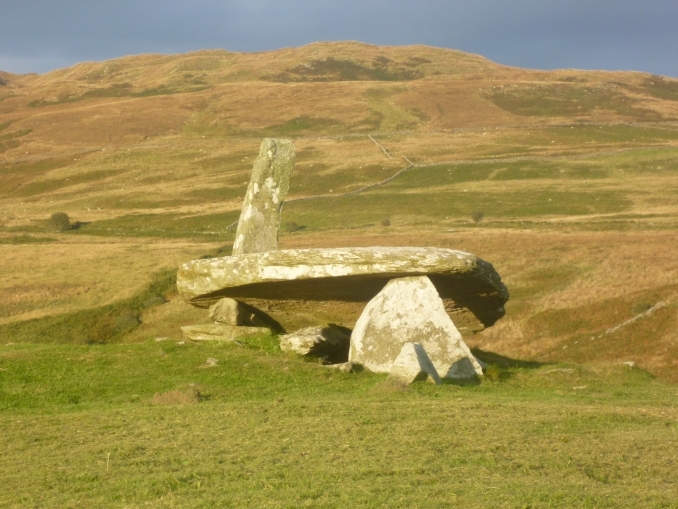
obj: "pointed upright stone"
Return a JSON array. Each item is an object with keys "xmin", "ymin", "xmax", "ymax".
[
  {"xmin": 349, "ymin": 276, "xmax": 483, "ymax": 380},
  {"xmin": 232, "ymin": 138, "xmax": 295, "ymax": 255},
  {"xmin": 388, "ymin": 342, "xmax": 442, "ymax": 385}
]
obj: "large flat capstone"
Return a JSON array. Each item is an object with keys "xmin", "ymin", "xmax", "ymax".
[{"xmin": 177, "ymin": 247, "xmax": 509, "ymax": 334}]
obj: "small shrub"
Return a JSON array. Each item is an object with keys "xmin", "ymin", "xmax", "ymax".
[
  {"xmin": 483, "ymin": 365, "xmax": 510, "ymax": 382},
  {"xmin": 471, "ymin": 210, "xmax": 484, "ymax": 223},
  {"xmin": 633, "ymin": 302, "xmax": 653, "ymax": 314},
  {"xmin": 284, "ymin": 221, "xmax": 300, "ymax": 233},
  {"xmin": 113, "ymin": 309, "xmax": 140, "ymax": 334},
  {"xmin": 49, "ymin": 212, "xmax": 71, "ymax": 232},
  {"xmin": 143, "ymin": 295, "xmax": 166, "ymax": 308},
  {"xmin": 381, "ymin": 217, "xmax": 391, "ymax": 226}
]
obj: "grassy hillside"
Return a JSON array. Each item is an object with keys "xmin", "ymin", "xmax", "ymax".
[
  {"xmin": 1, "ymin": 42, "xmax": 677, "ymax": 381},
  {"xmin": 1, "ymin": 41, "xmax": 678, "ymax": 508}
]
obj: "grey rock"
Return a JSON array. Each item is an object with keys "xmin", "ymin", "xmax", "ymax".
[
  {"xmin": 208, "ymin": 298, "xmax": 269, "ymax": 327},
  {"xmin": 279, "ymin": 324, "xmax": 350, "ymax": 361},
  {"xmin": 209, "ymin": 298, "xmax": 249, "ymax": 325},
  {"xmin": 322, "ymin": 362, "xmax": 354, "ymax": 373},
  {"xmin": 177, "ymin": 246, "xmax": 508, "ymax": 335},
  {"xmin": 388, "ymin": 342, "xmax": 442, "ymax": 385},
  {"xmin": 232, "ymin": 138, "xmax": 295, "ymax": 256},
  {"xmin": 181, "ymin": 324, "xmax": 269, "ymax": 342},
  {"xmin": 349, "ymin": 276, "xmax": 483, "ymax": 380}
]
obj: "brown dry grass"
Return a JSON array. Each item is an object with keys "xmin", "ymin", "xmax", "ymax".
[
  {"xmin": 0, "ymin": 236, "xmax": 219, "ymax": 325},
  {"xmin": 2, "ymin": 42, "xmax": 678, "ymax": 381}
]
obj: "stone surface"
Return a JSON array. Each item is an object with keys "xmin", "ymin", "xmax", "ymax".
[
  {"xmin": 322, "ymin": 362, "xmax": 354, "ymax": 373},
  {"xmin": 232, "ymin": 138, "xmax": 295, "ymax": 256},
  {"xmin": 349, "ymin": 276, "xmax": 484, "ymax": 379},
  {"xmin": 177, "ymin": 246, "xmax": 509, "ymax": 335},
  {"xmin": 208, "ymin": 298, "xmax": 248, "ymax": 325},
  {"xmin": 387, "ymin": 342, "xmax": 442, "ymax": 385},
  {"xmin": 279, "ymin": 324, "xmax": 350, "ymax": 361},
  {"xmin": 181, "ymin": 324, "xmax": 269, "ymax": 342}
]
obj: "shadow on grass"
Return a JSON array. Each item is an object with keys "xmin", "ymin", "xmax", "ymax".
[
  {"xmin": 471, "ymin": 348, "xmax": 546, "ymax": 383},
  {"xmin": 441, "ymin": 376, "xmax": 482, "ymax": 387},
  {"xmin": 472, "ymin": 348, "xmax": 543, "ymax": 369}
]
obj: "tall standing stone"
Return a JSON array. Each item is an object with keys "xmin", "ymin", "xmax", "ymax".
[
  {"xmin": 349, "ymin": 276, "xmax": 484, "ymax": 379},
  {"xmin": 232, "ymin": 138, "xmax": 295, "ymax": 256}
]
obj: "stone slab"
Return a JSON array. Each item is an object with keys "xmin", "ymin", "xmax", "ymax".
[
  {"xmin": 181, "ymin": 324, "xmax": 270, "ymax": 342},
  {"xmin": 177, "ymin": 247, "xmax": 509, "ymax": 335}
]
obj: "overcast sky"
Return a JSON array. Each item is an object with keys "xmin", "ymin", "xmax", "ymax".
[{"xmin": 1, "ymin": 0, "xmax": 676, "ymax": 77}]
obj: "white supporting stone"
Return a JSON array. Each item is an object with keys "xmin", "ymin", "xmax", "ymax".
[
  {"xmin": 388, "ymin": 342, "xmax": 442, "ymax": 385},
  {"xmin": 349, "ymin": 276, "xmax": 483, "ymax": 379}
]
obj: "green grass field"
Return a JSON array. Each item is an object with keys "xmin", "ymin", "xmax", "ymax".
[{"xmin": 2, "ymin": 340, "xmax": 677, "ymax": 508}]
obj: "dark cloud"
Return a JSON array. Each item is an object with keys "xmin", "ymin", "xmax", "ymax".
[{"xmin": 1, "ymin": 0, "xmax": 676, "ymax": 76}]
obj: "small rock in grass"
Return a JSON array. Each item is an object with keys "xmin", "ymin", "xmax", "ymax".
[
  {"xmin": 279, "ymin": 324, "xmax": 350, "ymax": 362},
  {"xmin": 205, "ymin": 358, "xmax": 219, "ymax": 367},
  {"xmin": 622, "ymin": 361, "xmax": 637, "ymax": 368},
  {"xmin": 322, "ymin": 362, "xmax": 354, "ymax": 373}
]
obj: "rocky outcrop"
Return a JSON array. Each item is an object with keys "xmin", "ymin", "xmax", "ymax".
[
  {"xmin": 349, "ymin": 276, "xmax": 484, "ymax": 379},
  {"xmin": 279, "ymin": 324, "xmax": 350, "ymax": 362},
  {"xmin": 177, "ymin": 247, "xmax": 508, "ymax": 335},
  {"xmin": 232, "ymin": 138, "xmax": 295, "ymax": 255},
  {"xmin": 181, "ymin": 324, "xmax": 269, "ymax": 342},
  {"xmin": 387, "ymin": 342, "xmax": 442, "ymax": 385}
]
